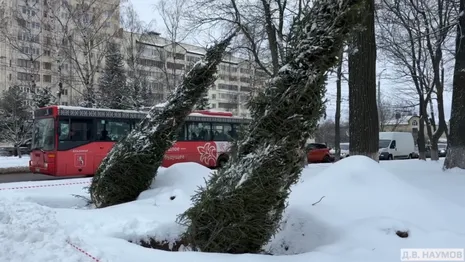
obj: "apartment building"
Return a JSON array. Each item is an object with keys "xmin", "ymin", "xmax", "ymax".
[
  {"xmin": 0, "ymin": 0, "xmax": 120, "ymax": 106},
  {"xmin": 0, "ymin": 0, "xmax": 267, "ymax": 117},
  {"xmin": 122, "ymin": 31, "xmax": 268, "ymax": 118}
]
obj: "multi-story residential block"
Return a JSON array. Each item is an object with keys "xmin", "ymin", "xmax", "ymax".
[
  {"xmin": 0, "ymin": 0, "xmax": 267, "ymax": 117},
  {"xmin": 121, "ymin": 31, "xmax": 268, "ymax": 118},
  {"xmin": 0, "ymin": 0, "xmax": 120, "ymax": 106}
]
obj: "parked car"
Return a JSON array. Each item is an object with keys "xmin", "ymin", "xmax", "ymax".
[
  {"xmin": 329, "ymin": 142, "xmax": 350, "ymax": 159},
  {"xmin": 378, "ymin": 132, "xmax": 415, "ymax": 160},
  {"xmin": 306, "ymin": 143, "xmax": 333, "ymax": 163},
  {"xmin": 438, "ymin": 143, "xmax": 447, "ymax": 157}
]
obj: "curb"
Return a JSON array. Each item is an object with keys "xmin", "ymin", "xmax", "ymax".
[{"xmin": 0, "ymin": 166, "xmax": 30, "ymax": 174}]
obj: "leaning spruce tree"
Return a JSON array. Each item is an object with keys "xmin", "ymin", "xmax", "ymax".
[
  {"xmin": 195, "ymin": 91, "xmax": 210, "ymax": 110},
  {"xmin": 89, "ymin": 33, "xmax": 237, "ymax": 208},
  {"xmin": 177, "ymin": 0, "xmax": 363, "ymax": 254}
]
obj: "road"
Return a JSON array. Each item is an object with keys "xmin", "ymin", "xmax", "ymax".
[{"xmin": 0, "ymin": 173, "xmax": 81, "ymax": 183}]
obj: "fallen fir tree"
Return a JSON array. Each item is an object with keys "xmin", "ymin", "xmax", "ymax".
[
  {"xmin": 177, "ymin": 0, "xmax": 363, "ymax": 254},
  {"xmin": 89, "ymin": 32, "xmax": 237, "ymax": 208}
]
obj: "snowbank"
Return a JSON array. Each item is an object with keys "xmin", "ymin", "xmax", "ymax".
[
  {"xmin": 0, "ymin": 157, "xmax": 464, "ymax": 262},
  {"xmin": 0, "ymin": 155, "xmax": 30, "ymax": 168}
]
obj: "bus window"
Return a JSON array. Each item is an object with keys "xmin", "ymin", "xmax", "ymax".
[
  {"xmin": 96, "ymin": 119, "xmax": 131, "ymax": 141},
  {"xmin": 32, "ymin": 117, "xmax": 55, "ymax": 151},
  {"xmin": 230, "ymin": 124, "xmax": 239, "ymax": 139},
  {"xmin": 186, "ymin": 122, "xmax": 211, "ymax": 140},
  {"xmin": 212, "ymin": 123, "xmax": 233, "ymax": 141},
  {"xmin": 176, "ymin": 125, "xmax": 187, "ymax": 141},
  {"xmin": 58, "ymin": 117, "xmax": 93, "ymax": 150}
]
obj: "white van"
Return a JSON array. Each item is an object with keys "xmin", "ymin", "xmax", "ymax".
[
  {"xmin": 329, "ymin": 143, "xmax": 350, "ymax": 158},
  {"xmin": 378, "ymin": 132, "xmax": 415, "ymax": 160}
]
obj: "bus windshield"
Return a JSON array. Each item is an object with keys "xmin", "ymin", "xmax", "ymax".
[{"xmin": 32, "ymin": 117, "xmax": 55, "ymax": 151}]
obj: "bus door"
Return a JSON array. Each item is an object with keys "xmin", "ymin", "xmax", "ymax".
[
  {"xmin": 30, "ymin": 117, "xmax": 56, "ymax": 175},
  {"xmin": 57, "ymin": 117, "xmax": 94, "ymax": 176}
]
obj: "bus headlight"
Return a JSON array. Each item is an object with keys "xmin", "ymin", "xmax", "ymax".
[{"xmin": 44, "ymin": 163, "xmax": 48, "ymax": 168}]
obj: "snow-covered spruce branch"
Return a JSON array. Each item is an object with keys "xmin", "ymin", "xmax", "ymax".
[
  {"xmin": 178, "ymin": 0, "xmax": 364, "ymax": 254},
  {"xmin": 89, "ymin": 30, "xmax": 238, "ymax": 208}
]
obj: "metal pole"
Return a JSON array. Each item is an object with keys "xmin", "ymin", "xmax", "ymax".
[
  {"xmin": 377, "ymin": 78, "xmax": 381, "ymax": 109},
  {"xmin": 377, "ymin": 68, "xmax": 386, "ymax": 120}
]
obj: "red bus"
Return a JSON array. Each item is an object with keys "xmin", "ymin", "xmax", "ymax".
[{"xmin": 29, "ymin": 105, "xmax": 251, "ymax": 177}]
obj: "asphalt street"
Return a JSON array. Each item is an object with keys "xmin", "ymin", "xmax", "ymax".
[{"xmin": 0, "ymin": 173, "xmax": 80, "ymax": 183}]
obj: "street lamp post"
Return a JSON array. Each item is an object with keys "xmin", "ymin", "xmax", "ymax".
[{"xmin": 377, "ymin": 68, "xmax": 387, "ymax": 119}]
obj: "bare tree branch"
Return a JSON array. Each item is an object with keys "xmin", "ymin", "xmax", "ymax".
[
  {"xmin": 376, "ymin": 0, "xmax": 456, "ymax": 159},
  {"xmin": 47, "ymin": 0, "xmax": 123, "ymax": 107}
]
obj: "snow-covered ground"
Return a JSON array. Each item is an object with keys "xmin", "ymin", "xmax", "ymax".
[
  {"xmin": 0, "ymin": 155, "xmax": 30, "ymax": 168},
  {"xmin": 1, "ymin": 156, "xmax": 464, "ymax": 262}
]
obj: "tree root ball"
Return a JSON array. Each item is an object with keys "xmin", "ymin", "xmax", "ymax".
[{"xmin": 137, "ymin": 238, "xmax": 189, "ymax": 251}]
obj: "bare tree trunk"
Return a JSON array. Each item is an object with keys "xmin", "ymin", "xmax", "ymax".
[
  {"xmin": 418, "ymin": 111, "xmax": 427, "ymax": 160},
  {"xmin": 16, "ymin": 146, "xmax": 22, "ymax": 159},
  {"xmin": 430, "ymin": 137, "xmax": 439, "ymax": 160},
  {"xmin": 334, "ymin": 48, "xmax": 344, "ymax": 161},
  {"xmin": 444, "ymin": 0, "xmax": 465, "ymax": 169},
  {"xmin": 348, "ymin": 0, "xmax": 379, "ymax": 161}
]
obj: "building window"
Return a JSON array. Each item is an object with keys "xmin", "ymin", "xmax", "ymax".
[
  {"xmin": 412, "ymin": 120, "xmax": 418, "ymax": 126},
  {"xmin": 218, "ymin": 102, "xmax": 238, "ymax": 110},
  {"xmin": 17, "ymin": 59, "xmax": 40, "ymax": 69},
  {"xmin": 167, "ymin": 62, "xmax": 184, "ymax": 70},
  {"xmin": 43, "ymin": 62, "xmax": 52, "ymax": 70},
  {"xmin": 240, "ymin": 68, "xmax": 249, "ymax": 74},
  {"xmin": 186, "ymin": 55, "xmax": 200, "ymax": 62},
  {"xmin": 218, "ymin": 84, "xmax": 238, "ymax": 91},
  {"xmin": 240, "ymin": 77, "xmax": 251, "ymax": 83},
  {"xmin": 167, "ymin": 52, "xmax": 185, "ymax": 60},
  {"xmin": 43, "ymin": 75, "xmax": 52, "ymax": 82},
  {"xmin": 17, "ymin": 72, "xmax": 39, "ymax": 81},
  {"xmin": 240, "ymin": 86, "xmax": 251, "ymax": 92}
]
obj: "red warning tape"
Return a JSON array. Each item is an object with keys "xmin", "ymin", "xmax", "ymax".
[
  {"xmin": 66, "ymin": 239, "xmax": 101, "ymax": 262},
  {"xmin": 0, "ymin": 181, "xmax": 90, "ymax": 191}
]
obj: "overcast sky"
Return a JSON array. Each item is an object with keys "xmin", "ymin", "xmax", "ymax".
[{"xmin": 129, "ymin": 0, "xmax": 453, "ymax": 122}]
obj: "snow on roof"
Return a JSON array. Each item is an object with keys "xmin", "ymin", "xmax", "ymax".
[
  {"xmin": 54, "ymin": 105, "xmax": 250, "ymax": 120},
  {"xmin": 129, "ymin": 30, "xmax": 242, "ymax": 64},
  {"xmin": 56, "ymin": 105, "xmax": 148, "ymax": 114}
]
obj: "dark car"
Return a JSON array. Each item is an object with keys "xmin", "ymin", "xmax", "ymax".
[{"xmin": 438, "ymin": 143, "xmax": 447, "ymax": 157}]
